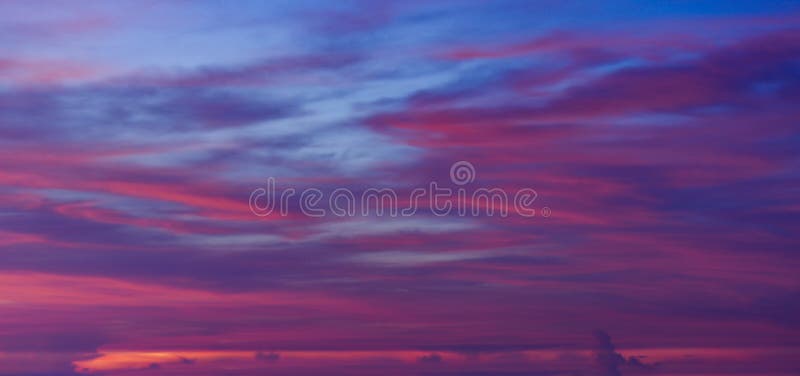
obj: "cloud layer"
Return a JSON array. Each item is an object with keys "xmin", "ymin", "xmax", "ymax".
[{"xmin": 0, "ymin": 1, "xmax": 798, "ymax": 375}]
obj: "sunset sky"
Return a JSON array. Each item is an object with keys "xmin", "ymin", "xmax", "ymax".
[{"xmin": 1, "ymin": 1, "xmax": 799, "ymax": 375}]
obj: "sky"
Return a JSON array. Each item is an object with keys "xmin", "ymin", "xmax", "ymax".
[{"xmin": 1, "ymin": 1, "xmax": 799, "ymax": 375}]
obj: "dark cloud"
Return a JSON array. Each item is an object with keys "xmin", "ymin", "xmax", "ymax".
[
  {"xmin": 0, "ymin": 331, "xmax": 107, "ymax": 353},
  {"xmin": 255, "ymin": 351, "xmax": 280, "ymax": 362},
  {"xmin": 418, "ymin": 353, "xmax": 443, "ymax": 363},
  {"xmin": 0, "ymin": 85, "xmax": 299, "ymax": 142},
  {"xmin": 125, "ymin": 53, "xmax": 363, "ymax": 88},
  {"xmin": 592, "ymin": 331, "xmax": 655, "ymax": 376},
  {"xmin": 593, "ymin": 330, "xmax": 625, "ymax": 376}
]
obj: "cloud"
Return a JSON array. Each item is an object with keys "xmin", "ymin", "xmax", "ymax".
[
  {"xmin": 0, "ymin": 86, "xmax": 298, "ymax": 141},
  {"xmin": 0, "ymin": 57, "xmax": 104, "ymax": 86},
  {"xmin": 0, "ymin": 4, "xmax": 798, "ymax": 376},
  {"xmin": 592, "ymin": 331, "xmax": 655, "ymax": 376},
  {"xmin": 255, "ymin": 351, "xmax": 280, "ymax": 362},
  {"xmin": 418, "ymin": 353, "xmax": 443, "ymax": 363},
  {"xmin": 123, "ymin": 53, "xmax": 363, "ymax": 88},
  {"xmin": 592, "ymin": 330, "xmax": 626, "ymax": 376}
]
